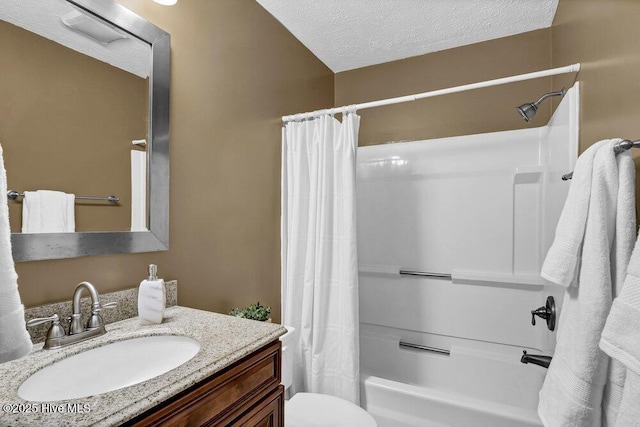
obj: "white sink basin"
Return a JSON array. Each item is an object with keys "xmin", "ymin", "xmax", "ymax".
[{"xmin": 19, "ymin": 335, "xmax": 200, "ymax": 402}]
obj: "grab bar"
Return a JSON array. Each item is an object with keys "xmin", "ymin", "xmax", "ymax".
[
  {"xmin": 399, "ymin": 269, "xmax": 452, "ymax": 279},
  {"xmin": 399, "ymin": 341, "xmax": 450, "ymax": 356},
  {"xmin": 7, "ymin": 190, "xmax": 119, "ymax": 204}
]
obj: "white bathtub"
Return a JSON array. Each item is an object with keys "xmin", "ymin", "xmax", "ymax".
[
  {"xmin": 361, "ymin": 375, "xmax": 542, "ymax": 427},
  {"xmin": 358, "ymin": 323, "xmax": 546, "ymax": 427}
]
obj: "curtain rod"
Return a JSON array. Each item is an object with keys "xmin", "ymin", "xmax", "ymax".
[{"xmin": 282, "ymin": 63, "xmax": 581, "ymax": 123}]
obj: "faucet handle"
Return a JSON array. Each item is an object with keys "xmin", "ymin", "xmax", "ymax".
[
  {"xmin": 94, "ymin": 301, "xmax": 118, "ymax": 313},
  {"xmin": 530, "ymin": 296, "xmax": 556, "ymax": 331},
  {"xmin": 27, "ymin": 314, "xmax": 61, "ymax": 327},
  {"xmin": 26, "ymin": 314, "xmax": 66, "ymax": 340},
  {"xmin": 86, "ymin": 301, "xmax": 118, "ymax": 330}
]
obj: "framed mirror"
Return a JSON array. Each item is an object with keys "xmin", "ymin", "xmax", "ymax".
[{"xmin": 1, "ymin": 0, "xmax": 170, "ymax": 261}]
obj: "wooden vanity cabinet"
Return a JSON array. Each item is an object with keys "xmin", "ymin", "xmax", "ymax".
[{"xmin": 126, "ymin": 339, "xmax": 283, "ymax": 426}]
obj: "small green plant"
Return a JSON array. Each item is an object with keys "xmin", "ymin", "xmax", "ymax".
[{"xmin": 229, "ymin": 302, "xmax": 271, "ymax": 321}]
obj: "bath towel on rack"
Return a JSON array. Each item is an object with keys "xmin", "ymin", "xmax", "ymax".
[
  {"xmin": 601, "ymin": 148, "xmax": 636, "ymax": 427},
  {"xmin": 538, "ymin": 139, "xmax": 636, "ymax": 427},
  {"xmin": 0, "ymin": 144, "xmax": 32, "ymax": 363},
  {"xmin": 539, "ymin": 139, "xmax": 609, "ymax": 287},
  {"xmin": 600, "ymin": 228, "xmax": 640, "ymax": 426},
  {"xmin": 130, "ymin": 150, "xmax": 147, "ymax": 232},
  {"xmin": 21, "ymin": 190, "xmax": 75, "ymax": 233}
]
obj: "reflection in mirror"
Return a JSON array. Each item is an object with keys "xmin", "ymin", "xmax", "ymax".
[
  {"xmin": 0, "ymin": 0, "xmax": 170, "ymax": 261},
  {"xmin": 1, "ymin": 7, "xmax": 150, "ymax": 233}
]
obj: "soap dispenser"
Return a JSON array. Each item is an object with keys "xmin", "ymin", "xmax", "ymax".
[{"xmin": 138, "ymin": 264, "xmax": 166, "ymax": 324}]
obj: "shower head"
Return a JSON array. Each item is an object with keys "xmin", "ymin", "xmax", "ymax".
[
  {"xmin": 517, "ymin": 103, "xmax": 538, "ymax": 122},
  {"xmin": 517, "ymin": 88, "xmax": 566, "ymax": 122}
]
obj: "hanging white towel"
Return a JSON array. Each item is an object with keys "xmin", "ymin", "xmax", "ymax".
[
  {"xmin": 21, "ymin": 190, "xmax": 75, "ymax": 233},
  {"xmin": 600, "ymin": 227, "xmax": 640, "ymax": 426},
  {"xmin": 540, "ymin": 139, "xmax": 610, "ymax": 287},
  {"xmin": 538, "ymin": 139, "xmax": 635, "ymax": 427},
  {"xmin": 599, "ymin": 150, "xmax": 636, "ymax": 426},
  {"xmin": 610, "ymin": 373, "xmax": 640, "ymax": 426},
  {"xmin": 130, "ymin": 150, "xmax": 147, "ymax": 232},
  {"xmin": 0, "ymin": 144, "xmax": 32, "ymax": 363}
]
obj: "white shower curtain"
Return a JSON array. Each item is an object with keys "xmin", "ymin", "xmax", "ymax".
[{"xmin": 281, "ymin": 111, "xmax": 361, "ymax": 404}]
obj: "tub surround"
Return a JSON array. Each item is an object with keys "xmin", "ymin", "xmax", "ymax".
[
  {"xmin": 24, "ymin": 281, "xmax": 178, "ymax": 343},
  {"xmin": 0, "ymin": 305, "xmax": 286, "ymax": 426}
]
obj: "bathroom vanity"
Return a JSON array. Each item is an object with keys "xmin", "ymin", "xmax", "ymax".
[
  {"xmin": 0, "ymin": 306, "xmax": 286, "ymax": 426},
  {"xmin": 128, "ymin": 339, "xmax": 283, "ymax": 426}
]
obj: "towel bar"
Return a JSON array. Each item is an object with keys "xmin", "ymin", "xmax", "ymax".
[
  {"xmin": 399, "ymin": 269, "xmax": 452, "ymax": 279},
  {"xmin": 7, "ymin": 190, "xmax": 119, "ymax": 204},
  {"xmin": 562, "ymin": 138, "xmax": 640, "ymax": 180},
  {"xmin": 399, "ymin": 341, "xmax": 450, "ymax": 355}
]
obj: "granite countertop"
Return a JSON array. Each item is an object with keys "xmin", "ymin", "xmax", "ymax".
[{"xmin": 0, "ymin": 306, "xmax": 286, "ymax": 426}]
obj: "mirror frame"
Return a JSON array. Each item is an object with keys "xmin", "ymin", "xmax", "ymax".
[{"xmin": 11, "ymin": 0, "xmax": 170, "ymax": 262}]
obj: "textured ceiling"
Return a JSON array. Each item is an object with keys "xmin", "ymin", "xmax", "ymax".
[{"xmin": 256, "ymin": 0, "xmax": 559, "ymax": 73}]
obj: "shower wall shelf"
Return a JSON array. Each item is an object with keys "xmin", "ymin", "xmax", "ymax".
[
  {"xmin": 451, "ymin": 270, "xmax": 545, "ymax": 289},
  {"xmin": 358, "ymin": 266, "xmax": 546, "ymax": 288},
  {"xmin": 358, "ymin": 265, "xmax": 452, "ymax": 279}
]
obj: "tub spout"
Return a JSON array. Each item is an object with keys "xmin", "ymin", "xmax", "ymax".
[{"xmin": 521, "ymin": 350, "xmax": 551, "ymax": 369}]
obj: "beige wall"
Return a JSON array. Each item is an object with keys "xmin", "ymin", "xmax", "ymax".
[
  {"xmin": 14, "ymin": 0, "xmax": 334, "ymax": 323},
  {"xmin": 0, "ymin": 21, "xmax": 147, "ymax": 233},
  {"xmin": 552, "ymin": 0, "xmax": 640, "ymax": 153},
  {"xmin": 335, "ymin": 29, "xmax": 554, "ymax": 146},
  {"xmin": 552, "ymin": 0, "xmax": 640, "ymax": 218}
]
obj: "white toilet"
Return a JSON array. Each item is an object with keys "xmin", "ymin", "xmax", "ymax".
[{"xmin": 280, "ymin": 326, "xmax": 377, "ymax": 427}]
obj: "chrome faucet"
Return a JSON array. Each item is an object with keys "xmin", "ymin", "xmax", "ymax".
[
  {"xmin": 27, "ymin": 281, "xmax": 117, "ymax": 350},
  {"xmin": 71, "ymin": 281, "xmax": 103, "ymax": 334}
]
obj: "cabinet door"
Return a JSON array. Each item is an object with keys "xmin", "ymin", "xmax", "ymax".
[{"xmin": 229, "ymin": 386, "xmax": 283, "ymax": 427}]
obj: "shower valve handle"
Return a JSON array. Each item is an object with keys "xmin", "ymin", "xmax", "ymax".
[
  {"xmin": 531, "ymin": 308, "xmax": 548, "ymax": 325},
  {"xmin": 530, "ymin": 296, "xmax": 556, "ymax": 331}
]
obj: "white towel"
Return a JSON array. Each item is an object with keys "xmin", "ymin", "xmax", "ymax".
[
  {"xmin": 540, "ymin": 139, "xmax": 610, "ymax": 287},
  {"xmin": 600, "ymin": 228, "xmax": 640, "ymax": 426},
  {"xmin": 130, "ymin": 150, "xmax": 147, "ymax": 232},
  {"xmin": 21, "ymin": 190, "xmax": 75, "ymax": 233},
  {"xmin": 600, "ymin": 150, "xmax": 636, "ymax": 426},
  {"xmin": 611, "ymin": 372, "xmax": 640, "ymax": 426},
  {"xmin": 538, "ymin": 139, "xmax": 635, "ymax": 427},
  {"xmin": 0, "ymin": 144, "xmax": 32, "ymax": 363}
]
